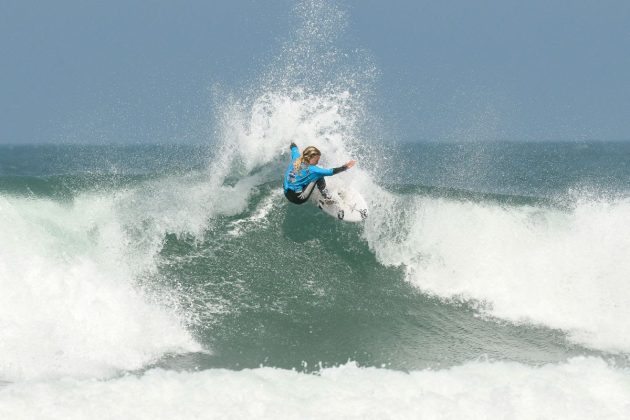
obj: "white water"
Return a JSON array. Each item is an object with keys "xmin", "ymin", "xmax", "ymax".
[
  {"xmin": 0, "ymin": 56, "xmax": 374, "ymax": 383},
  {"xmin": 3, "ymin": 36, "xmax": 627, "ymax": 395},
  {"xmin": 0, "ymin": 39, "xmax": 370, "ymax": 383},
  {"xmin": 194, "ymin": 0, "xmax": 630, "ymax": 358},
  {"xmin": 0, "ymin": 172, "xmax": 259, "ymax": 381},
  {"xmin": 364, "ymin": 190, "xmax": 630, "ymax": 353},
  {"xmin": 1, "ymin": 358, "xmax": 628, "ymax": 420},
  {"xmin": 203, "ymin": 62, "xmax": 630, "ymax": 361}
]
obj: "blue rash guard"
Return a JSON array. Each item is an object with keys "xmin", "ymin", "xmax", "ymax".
[{"xmin": 283, "ymin": 145, "xmax": 334, "ymax": 193}]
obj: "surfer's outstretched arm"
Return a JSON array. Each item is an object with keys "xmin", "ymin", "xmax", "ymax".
[
  {"xmin": 331, "ymin": 160, "xmax": 357, "ymax": 175},
  {"xmin": 289, "ymin": 142, "xmax": 300, "ymax": 160},
  {"xmin": 309, "ymin": 160, "xmax": 356, "ymax": 177}
]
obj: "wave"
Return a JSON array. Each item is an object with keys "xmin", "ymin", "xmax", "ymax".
[
  {"xmin": 2, "ymin": 0, "xmax": 628, "ymax": 387},
  {"xmin": 4, "ymin": 157, "xmax": 626, "ymax": 383},
  {"xmin": 365, "ymin": 186, "xmax": 630, "ymax": 353},
  {"xmin": 0, "ymin": 0, "xmax": 375, "ymax": 382},
  {"xmin": 0, "ymin": 192, "xmax": 192, "ymax": 381},
  {"xmin": 2, "ymin": 358, "xmax": 629, "ymax": 420},
  {"xmin": 0, "ymin": 164, "xmax": 274, "ymax": 381}
]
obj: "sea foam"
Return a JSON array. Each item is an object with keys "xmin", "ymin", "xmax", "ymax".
[
  {"xmin": 364, "ymin": 189, "xmax": 630, "ymax": 354},
  {"xmin": 0, "ymin": 169, "xmax": 258, "ymax": 381},
  {"xmin": 1, "ymin": 358, "xmax": 628, "ymax": 420}
]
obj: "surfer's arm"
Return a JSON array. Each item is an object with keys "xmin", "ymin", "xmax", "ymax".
[
  {"xmin": 331, "ymin": 160, "xmax": 356, "ymax": 175},
  {"xmin": 290, "ymin": 142, "xmax": 300, "ymax": 160},
  {"xmin": 311, "ymin": 160, "xmax": 356, "ymax": 176},
  {"xmin": 311, "ymin": 166, "xmax": 334, "ymax": 177}
]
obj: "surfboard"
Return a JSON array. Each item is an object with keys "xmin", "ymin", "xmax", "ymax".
[{"xmin": 311, "ymin": 187, "xmax": 368, "ymax": 222}]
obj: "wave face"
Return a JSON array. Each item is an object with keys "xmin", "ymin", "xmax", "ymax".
[{"xmin": 2, "ymin": 0, "xmax": 630, "ymax": 417}]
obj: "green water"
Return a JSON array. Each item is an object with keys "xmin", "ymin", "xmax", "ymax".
[{"xmin": 1, "ymin": 143, "xmax": 628, "ymax": 374}]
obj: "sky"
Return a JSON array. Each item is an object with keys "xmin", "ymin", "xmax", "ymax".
[{"xmin": 1, "ymin": 0, "xmax": 629, "ymax": 144}]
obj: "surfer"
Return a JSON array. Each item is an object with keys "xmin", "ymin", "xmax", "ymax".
[{"xmin": 283, "ymin": 142, "xmax": 356, "ymax": 205}]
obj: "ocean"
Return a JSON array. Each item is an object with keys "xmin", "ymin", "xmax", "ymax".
[
  {"xmin": 1, "ymin": 141, "xmax": 629, "ymax": 418},
  {"xmin": 2, "ymin": 1, "xmax": 630, "ymax": 418}
]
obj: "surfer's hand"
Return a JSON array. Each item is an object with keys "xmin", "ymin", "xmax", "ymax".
[{"xmin": 345, "ymin": 160, "xmax": 357, "ymax": 169}]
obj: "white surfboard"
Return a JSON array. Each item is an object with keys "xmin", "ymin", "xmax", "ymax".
[{"xmin": 311, "ymin": 187, "xmax": 368, "ymax": 222}]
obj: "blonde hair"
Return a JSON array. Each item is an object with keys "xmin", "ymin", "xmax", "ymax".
[{"xmin": 293, "ymin": 146, "xmax": 321, "ymax": 171}]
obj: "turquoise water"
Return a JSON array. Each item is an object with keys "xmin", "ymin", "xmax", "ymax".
[{"xmin": 1, "ymin": 142, "xmax": 628, "ymax": 378}]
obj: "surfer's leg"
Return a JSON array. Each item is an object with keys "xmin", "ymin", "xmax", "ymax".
[
  {"xmin": 285, "ymin": 190, "xmax": 303, "ymax": 204},
  {"xmin": 316, "ymin": 178, "xmax": 332, "ymax": 199},
  {"xmin": 286, "ymin": 179, "xmax": 332, "ymax": 204},
  {"xmin": 296, "ymin": 181, "xmax": 318, "ymax": 202},
  {"xmin": 285, "ymin": 188, "xmax": 310, "ymax": 205}
]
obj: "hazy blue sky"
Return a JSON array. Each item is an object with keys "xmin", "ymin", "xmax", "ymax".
[{"xmin": 1, "ymin": 0, "xmax": 629, "ymax": 143}]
